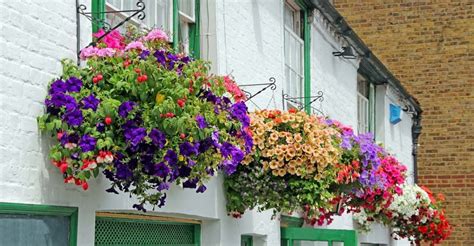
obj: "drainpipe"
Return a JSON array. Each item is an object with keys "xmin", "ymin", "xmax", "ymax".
[{"xmin": 412, "ymin": 112, "xmax": 422, "ymax": 184}]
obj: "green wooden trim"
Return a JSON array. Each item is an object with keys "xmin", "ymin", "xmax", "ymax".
[
  {"xmin": 302, "ymin": 9, "xmax": 311, "ymax": 114},
  {"xmin": 91, "ymin": 0, "xmax": 106, "ymax": 33},
  {"xmin": 96, "ymin": 215, "xmax": 201, "ymax": 245},
  {"xmin": 281, "ymin": 215, "xmax": 304, "ymax": 228},
  {"xmin": 369, "ymin": 83, "xmax": 376, "ymax": 134},
  {"xmin": 193, "ymin": 224, "xmax": 201, "ymax": 246},
  {"xmin": 172, "ymin": 0, "xmax": 180, "ymax": 50},
  {"xmin": 0, "ymin": 202, "xmax": 78, "ymax": 246},
  {"xmin": 281, "ymin": 227, "xmax": 357, "ymax": 246},
  {"xmin": 241, "ymin": 235, "xmax": 253, "ymax": 246},
  {"xmin": 188, "ymin": 0, "xmax": 201, "ymax": 58}
]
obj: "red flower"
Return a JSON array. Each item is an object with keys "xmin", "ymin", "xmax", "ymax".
[
  {"xmin": 57, "ymin": 131, "xmax": 64, "ymax": 140},
  {"xmin": 59, "ymin": 163, "xmax": 68, "ymax": 173},
  {"xmin": 288, "ymin": 108, "xmax": 298, "ymax": 114},
  {"xmin": 418, "ymin": 225, "xmax": 428, "ymax": 234},
  {"xmin": 104, "ymin": 116, "xmax": 112, "ymax": 125},
  {"xmin": 177, "ymin": 99, "xmax": 186, "ymax": 108},
  {"xmin": 82, "ymin": 182, "xmax": 89, "ymax": 191}
]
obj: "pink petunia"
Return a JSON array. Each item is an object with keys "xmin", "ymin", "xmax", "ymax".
[
  {"xmin": 144, "ymin": 29, "xmax": 169, "ymax": 42},
  {"xmin": 125, "ymin": 41, "xmax": 146, "ymax": 51}
]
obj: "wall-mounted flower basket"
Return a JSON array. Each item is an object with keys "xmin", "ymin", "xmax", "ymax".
[{"xmin": 38, "ymin": 28, "xmax": 252, "ymax": 211}]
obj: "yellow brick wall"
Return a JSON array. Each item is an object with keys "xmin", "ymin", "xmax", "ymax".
[{"xmin": 333, "ymin": 1, "xmax": 474, "ymax": 245}]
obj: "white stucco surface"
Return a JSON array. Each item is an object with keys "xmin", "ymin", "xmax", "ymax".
[{"xmin": 0, "ymin": 0, "xmax": 416, "ymax": 245}]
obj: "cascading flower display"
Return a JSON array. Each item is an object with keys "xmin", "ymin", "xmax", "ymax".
[
  {"xmin": 326, "ymin": 119, "xmax": 407, "ymax": 221},
  {"xmin": 38, "ymin": 28, "xmax": 252, "ymax": 211},
  {"xmin": 225, "ymin": 109, "xmax": 342, "ymax": 224}
]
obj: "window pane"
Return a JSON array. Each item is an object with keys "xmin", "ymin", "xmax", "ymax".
[
  {"xmin": 179, "ymin": 0, "xmax": 195, "ymax": 21},
  {"xmin": 105, "ymin": 0, "xmax": 172, "ymax": 33},
  {"xmin": 0, "ymin": 214, "xmax": 70, "ymax": 246},
  {"xmin": 294, "ymin": 241, "xmax": 329, "ymax": 246}
]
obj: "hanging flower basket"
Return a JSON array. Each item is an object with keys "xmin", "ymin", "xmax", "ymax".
[
  {"xmin": 38, "ymin": 28, "xmax": 252, "ymax": 211},
  {"xmin": 224, "ymin": 109, "xmax": 342, "ymax": 224}
]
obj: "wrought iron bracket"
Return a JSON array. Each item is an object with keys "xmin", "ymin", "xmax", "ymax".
[
  {"xmin": 77, "ymin": 0, "xmax": 146, "ymax": 52},
  {"xmin": 240, "ymin": 77, "xmax": 277, "ymax": 102},
  {"xmin": 282, "ymin": 91, "xmax": 324, "ymax": 110}
]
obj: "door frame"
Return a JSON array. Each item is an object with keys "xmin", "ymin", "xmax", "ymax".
[{"xmin": 281, "ymin": 227, "xmax": 357, "ymax": 246}]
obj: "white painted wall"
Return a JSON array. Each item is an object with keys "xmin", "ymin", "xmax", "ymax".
[{"xmin": 0, "ymin": 0, "xmax": 416, "ymax": 245}]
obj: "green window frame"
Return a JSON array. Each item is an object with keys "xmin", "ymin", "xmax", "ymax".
[
  {"xmin": 91, "ymin": 0, "xmax": 200, "ymax": 58},
  {"xmin": 95, "ymin": 214, "xmax": 201, "ymax": 245},
  {"xmin": 281, "ymin": 227, "xmax": 357, "ymax": 246},
  {"xmin": 295, "ymin": 0, "xmax": 312, "ymax": 114},
  {"xmin": 0, "ymin": 202, "xmax": 78, "ymax": 246},
  {"xmin": 241, "ymin": 235, "xmax": 253, "ymax": 246}
]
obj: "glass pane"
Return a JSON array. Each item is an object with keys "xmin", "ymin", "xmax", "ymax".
[
  {"xmin": 294, "ymin": 241, "xmax": 329, "ymax": 246},
  {"xmin": 106, "ymin": 0, "xmax": 172, "ymax": 33},
  {"xmin": 179, "ymin": 0, "xmax": 195, "ymax": 21},
  {"xmin": 284, "ymin": 4, "xmax": 293, "ymax": 29},
  {"xmin": 333, "ymin": 242, "xmax": 345, "ymax": 246},
  {"xmin": 0, "ymin": 214, "xmax": 70, "ymax": 246}
]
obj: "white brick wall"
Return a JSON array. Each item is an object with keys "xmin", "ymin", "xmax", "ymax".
[{"xmin": 0, "ymin": 0, "xmax": 415, "ymax": 245}]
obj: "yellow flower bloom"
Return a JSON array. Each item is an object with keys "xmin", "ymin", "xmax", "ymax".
[
  {"xmin": 272, "ymin": 169, "xmax": 279, "ymax": 176},
  {"xmin": 155, "ymin": 93, "xmax": 165, "ymax": 104},
  {"xmin": 269, "ymin": 160, "xmax": 279, "ymax": 169},
  {"xmin": 278, "ymin": 169, "xmax": 286, "ymax": 176},
  {"xmin": 294, "ymin": 133, "xmax": 302, "ymax": 143}
]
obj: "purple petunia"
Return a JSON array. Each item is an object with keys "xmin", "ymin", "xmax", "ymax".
[
  {"xmin": 46, "ymin": 93, "xmax": 78, "ymax": 111},
  {"xmin": 81, "ymin": 94, "xmax": 100, "ymax": 111},
  {"xmin": 241, "ymin": 129, "xmax": 254, "ymax": 153},
  {"xmin": 164, "ymin": 149, "xmax": 178, "ymax": 166},
  {"xmin": 155, "ymin": 162, "xmax": 170, "ymax": 179},
  {"xmin": 183, "ymin": 178, "xmax": 198, "ymax": 189},
  {"xmin": 154, "ymin": 50, "xmax": 166, "ymax": 65},
  {"xmin": 65, "ymin": 77, "xmax": 83, "ymax": 93},
  {"xmin": 179, "ymin": 142, "xmax": 198, "ymax": 157},
  {"xmin": 195, "ymin": 114, "xmax": 207, "ymax": 129},
  {"xmin": 63, "ymin": 109, "xmax": 83, "ymax": 126},
  {"xmin": 118, "ymin": 101, "xmax": 136, "ymax": 118},
  {"xmin": 124, "ymin": 127, "xmax": 146, "ymax": 146},
  {"xmin": 79, "ymin": 134, "xmax": 96, "ymax": 152},
  {"xmin": 60, "ymin": 133, "xmax": 79, "ymax": 146},
  {"xmin": 116, "ymin": 164, "xmax": 133, "ymax": 180},
  {"xmin": 196, "ymin": 185, "xmax": 207, "ymax": 193},
  {"xmin": 157, "ymin": 182, "xmax": 170, "ymax": 191},
  {"xmin": 49, "ymin": 79, "xmax": 67, "ymax": 94},
  {"xmin": 96, "ymin": 122, "xmax": 105, "ymax": 132},
  {"xmin": 149, "ymin": 129, "xmax": 166, "ymax": 148},
  {"xmin": 230, "ymin": 102, "xmax": 250, "ymax": 127},
  {"xmin": 139, "ymin": 50, "xmax": 150, "ymax": 60}
]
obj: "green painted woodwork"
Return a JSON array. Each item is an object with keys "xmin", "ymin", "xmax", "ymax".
[
  {"xmin": 0, "ymin": 202, "xmax": 78, "ymax": 246},
  {"xmin": 95, "ymin": 216, "xmax": 200, "ymax": 246},
  {"xmin": 281, "ymin": 227, "xmax": 357, "ymax": 246},
  {"xmin": 241, "ymin": 235, "xmax": 253, "ymax": 246},
  {"xmin": 172, "ymin": 0, "xmax": 180, "ymax": 51},
  {"xmin": 281, "ymin": 215, "xmax": 304, "ymax": 228},
  {"xmin": 188, "ymin": 0, "xmax": 201, "ymax": 58},
  {"xmin": 91, "ymin": 0, "xmax": 106, "ymax": 33},
  {"xmin": 295, "ymin": 0, "xmax": 312, "ymax": 114},
  {"xmin": 368, "ymin": 83, "xmax": 376, "ymax": 134}
]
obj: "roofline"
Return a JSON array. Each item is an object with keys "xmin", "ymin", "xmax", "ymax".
[{"xmin": 309, "ymin": 0, "xmax": 422, "ymax": 114}]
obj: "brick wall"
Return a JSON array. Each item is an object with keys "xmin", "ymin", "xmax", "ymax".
[{"xmin": 333, "ymin": 1, "xmax": 474, "ymax": 245}]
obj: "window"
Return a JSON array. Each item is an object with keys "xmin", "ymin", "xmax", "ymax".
[
  {"xmin": 94, "ymin": 0, "xmax": 200, "ymax": 57},
  {"xmin": 94, "ymin": 212, "xmax": 201, "ymax": 245},
  {"xmin": 241, "ymin": 235, "xmax": 253, "ymax": 246},
  {"xmin": 0, "ymin": 203, "xmax": 78, "ymax": 246},
  {"xmin": 284, "ymin": 2, "xmax": 304, "ymax": 105},
  {"xmin": 357, "ymin": 74, "xmax": 375, "ymax": 134}
]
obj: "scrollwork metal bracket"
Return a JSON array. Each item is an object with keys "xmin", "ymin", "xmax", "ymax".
[
  {"xmin": 77, "ymin": 0, "xmax": 146, "ymax": 51},
  {"xmin": 240, "ymin": 77, "xmax": 277, "ymax": 102},
  {"xmin": 282, "ymin": 91, "xmax": 325, "ymax": 114}
]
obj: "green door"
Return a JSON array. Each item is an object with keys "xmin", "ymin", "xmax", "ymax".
[
  {"xmin": 94, "ymin": 215, "xmax": 200, "ymax": 246},
  {"xmin": 281, "ymin": 227, "xmax": 357, "ymax": 246}
]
